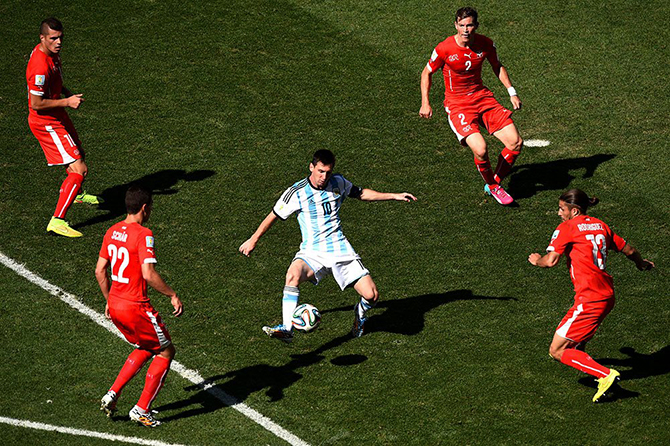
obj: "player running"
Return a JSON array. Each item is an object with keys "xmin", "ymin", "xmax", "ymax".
[
  {"xmin": 27, "ymin": 17, "xmax": 101, "ymax": 237},
  {"xmin": 96, "ymin": 186, "xmax": 183, "ymax": 427},
  {"xmin": 419, "ymin": 7, "xmax": 523, "ymax": 205},
  {"xmin": 529, "ymin": 189, "xmax": 654, "ymax": 402},
  {"xmin": 239, "ymin": 150, "xmax": 416, "ymax": 342}
]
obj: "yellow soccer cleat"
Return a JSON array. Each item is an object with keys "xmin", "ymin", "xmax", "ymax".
[
  {"xmin": 593, "ymin": 369, "xmax": 620, "ymax": 403},
  {"xmin": 46, "ymin": 217, "xmax": 83, "ymax": 238},
  {"xmin": 74, "ymin": 190, "xmax": 103, "ymax": 205}
]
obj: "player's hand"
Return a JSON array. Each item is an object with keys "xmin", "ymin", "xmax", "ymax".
[
  {"xmin": 171, "ymin": 295, "xmax": 183, "ymax": 317},
  {"xmin": 419, "ymin": 104, "xmax": 433, "ymax": 119},
  {"xmin": 528, "ymin": 253, "xmax": 541, "ymax": 265},
  {"xmin": 510, "ymin": 95, "xmax": 522, "ymax": 110},
  {"xmin": 67, "ymin": 94, "xmax": 84, "ymax": 109},
  {"xmin": 397, "ymin": 193, "xmax": 417, "ymax": 202},
  {"xmin": 239, "ymin": 239, "xmax": 257, "ymax": 257},
  {"xmin": 637, "ymin": 259, "xmax": 655, "ymax": 271},
  {"xmin": 104, "ymin": 303, "xmax": 111, "ymax": 319}
]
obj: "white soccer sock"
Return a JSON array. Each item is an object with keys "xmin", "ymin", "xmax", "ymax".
[
  {"xmin": 357, "ymin": 297, "xmax": 374, "ymax": 318},
  {"xmin": 282, "ymin": 286, "xmax": 299, "ymax": 330}
]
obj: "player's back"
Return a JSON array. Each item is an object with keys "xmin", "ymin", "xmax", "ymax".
[
  {"xmin": 100, "ymin": 221, "xmax": 156, "ymax": 303},
  {"xmin": 556, "ymin": 216, "xmax": 625, "ymax": 299}
]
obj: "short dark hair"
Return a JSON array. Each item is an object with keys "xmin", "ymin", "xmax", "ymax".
[
  {"xmin": 40, "ymin": 17, "xmax": 63, "ymax": 36},
  {"xmin": 559, "ymin": 189, "xmax": 599, "ymax": 214},
  {"xmin": 311, "ymin": 149, "xmax": 336, "ymax": 167},
  {"xmin": 455, "ymin": 7, "xmax": 478, "ymax": 24},
  {"xmin": 126, "ymin": 185, "xmax": 153, "ymax": 215}
]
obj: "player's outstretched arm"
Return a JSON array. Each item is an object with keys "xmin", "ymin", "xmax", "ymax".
[
  {"xmin": 95, "ymin": 256, "xmax": 112, "ymax": 318},
  {"xmin": 239, "ymin": 211, "xmax": 279, "ymax": 257},
  {"xmin": 359, "ymin": 189, "xmax": 417, "ymax": 202},
  {"xmin": 621, "ymin": 244, "xmax": 655, "ymax": 271},
  {"xmin": 30, "ymin": 92, "xmax": 83, "ymax": 111},
  {"xmin": 142, "ymin": 263, "xmax": 183, "ymax": 316},
  {"xmin": 419, "ymin": 66, "xmax": 433, "ymax": 119},
  {"xmin": 528, "ymin": 251, "xmax": 561, "ymax": 268}
]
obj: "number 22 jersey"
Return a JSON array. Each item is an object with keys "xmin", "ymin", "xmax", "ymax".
[
  {"xmin": 99, "ymin": 221, "xmax": 157, "ymax": 303},
  {"xmin": 546, "ymin": 215, "xmax": 627, "ymax": 300}
]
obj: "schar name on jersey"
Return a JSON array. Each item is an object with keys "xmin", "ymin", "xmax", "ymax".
[{"xmin": 111, "ymin": 231, "xmax": 128, "ymax": 242}]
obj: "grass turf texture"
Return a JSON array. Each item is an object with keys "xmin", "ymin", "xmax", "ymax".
[{"xmin": 1, "ymin": 0, "xmax": 668, "ymax": 444}]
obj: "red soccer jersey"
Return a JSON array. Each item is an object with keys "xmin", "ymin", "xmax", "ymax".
[
  {"xmin": 426, "ymin": 34, "xmax": 501, "ymax": 105},
  {"xmin": 547, "ymin": 215, "xmax": 627, "ymax": 300},
  {"xmin": 26, "ymin": 44, "xmax": 67, "ymax": 123},
  {"xmin": 99, "ymin": 221, "xmax": 157, "ymax": 303}
]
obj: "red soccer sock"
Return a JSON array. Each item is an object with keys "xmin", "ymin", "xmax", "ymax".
[
  {"xmin": 136, "ymin": 355, "xmax": 172, "ymax": 412},
  {"xmin": 474, "ymin": 157, "xmax": 497, "ymax": 186},
  {"xmin": 493, "ymin": 147, "xmax": 521, "ymax": 184},
  {"xmin": 560, "ymin": 348, "xmax": 610, "ymax": 378},
  {"xmin": 53, "ymin": 172, "xmax": 84, "ymax": 219},
  {"xmin": 110, "ymin": 349, "xmax": 153, "ymax": 395}
]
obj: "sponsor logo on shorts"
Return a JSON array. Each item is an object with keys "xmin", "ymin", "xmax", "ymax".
[
  {"xmin": 462, "ymin": 125, "xmax": 472, "ymax": 132},
  {"xmin": 146, "ymin": 236, "xmax": 154, "ymax": 248},
  {"xmin": 74, "ymin": 149, "xmax": 80, "ymax": 155},
  {"xmin": 35, "ymin": 75, "xmax": 45, "ymax": 86}
]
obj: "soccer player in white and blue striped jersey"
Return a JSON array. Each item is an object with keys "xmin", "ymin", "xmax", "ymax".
[{"xmin": 239, "ymin": 149, "xmax": 416, "ymax": 342}]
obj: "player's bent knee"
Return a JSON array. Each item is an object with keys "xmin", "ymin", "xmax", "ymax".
[
  {"xmin": 548, "ymin": 346, "xmax": 562, "ymax": 361},
  {"xmin": 159, "ymin": 344, "xmax": 176, "ymax": 360}
]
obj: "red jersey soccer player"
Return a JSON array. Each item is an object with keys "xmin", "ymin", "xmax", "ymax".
[
  {"xmin": 420, "ymin": 7, "xmax": 523, "ymax": 205},
  {"xmin": 529, "ymin": 189, "xmax": 654, "ymax": 402},
  {"xmin": 27, "ymin": 17, "xmax": 100, "ymax": 237},
  {"xmin": 96, "ymin": 186, "xmax": 183, "ymax": 427}
]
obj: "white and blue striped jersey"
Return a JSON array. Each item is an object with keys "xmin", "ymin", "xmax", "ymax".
[{"xmin": 273, "ymin": 174, "xmax": 362, "ymax": 256}]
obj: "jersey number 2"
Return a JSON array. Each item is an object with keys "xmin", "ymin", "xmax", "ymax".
[
  {"xmin": 585, "ymin": 234, "xmax": 607, "ymax": 270},
  {"xmin": 107, "ymin": 244, "xmax": 130, "ymax": 284}
]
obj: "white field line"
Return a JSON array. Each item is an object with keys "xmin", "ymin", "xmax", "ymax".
[
  {"xmin": 0, "ymin": 251, "xmax": 310, "ymax": 446},
  {"xmin": 525, "ymin": 139, "xmax": 551, "ymax": 147},
  {"xmin": 0, "ymin": 416, "xmax": 189, "ymax": 446}
]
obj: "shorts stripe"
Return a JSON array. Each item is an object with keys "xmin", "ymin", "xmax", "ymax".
[
  {"xmin": 45, "ymin": 125, "xmax": 76, "ymax": 165},
  {"xmin": 146, "ymin": 311, "xmax": 170, "ymax": 348},
  {"xmin": 556, "ymin": 303, "xmax": 583, "ymax": 338}
]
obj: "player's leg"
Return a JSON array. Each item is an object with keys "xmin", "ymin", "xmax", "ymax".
[
  {"xmin": 352, "ymin": 275, "xmax": 378, "ymax": 338},
  {"xmin": 263, "ymin": 259, "xmax": 316, "ymax": 342},
  {"xmin": 101, "ymin": 348, "xmax": 153, "ymax": 417},
  {"xmin": 492, "ymin": 123, "xmax": 523, "ymax": 185},
  {"xmin": 53, "ymin": 159, "xmax": 86, "ymax": 219},
  {"xmin": 130, "ymin": 344, "xmax": 175, "ymax": 427}
]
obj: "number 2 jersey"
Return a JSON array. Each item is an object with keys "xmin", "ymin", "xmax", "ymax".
[
  {"xmin": 273, "ymin": 174, "xmax": 362, "ymax": 257},
  {"xmin": 546, "ymin": 215, "xmax": 627, "ymax": 300},
  {"xmin": 425, "ymin": 34, "xmax": 501, "ymax": 107},
  {"xmin": 99, "ymin": 221, "xmax": 157, "ymax": 303}
]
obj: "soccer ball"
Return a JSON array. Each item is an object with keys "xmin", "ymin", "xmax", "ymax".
[{"xmin": 292, "ymin": 303, "xmax": 321, "ymax": 332}]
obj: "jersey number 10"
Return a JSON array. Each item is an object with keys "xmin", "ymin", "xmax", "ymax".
[{"xmin": 107, "ymin": 244, "xmax": 130, "ymax": 284}]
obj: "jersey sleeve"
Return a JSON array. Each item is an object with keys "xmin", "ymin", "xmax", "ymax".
[
  {"xmin": 273, "ymin": 186, "xmax": 302, "ymax": 220},
  {"xmin": 338, "ymin": 175, "xmax": 361, "ymax": 199},
  {"xmin": 609, "ymin": 229, "xmax": 627, "ymax": 252},
  {"xmin": 546, "ymin": 222, "xmax": 571, "ymax": 254},
  {"xmin": 426, "ymin": 45, "xmax": 445, "ymax": 73},
  {"xmin": 27, "ymin": 58, "xmax": 47, "ymax": 97},
  {"xmin": 138, "ymin": 229, "xmax": 158, "ymax": 264},
  {"xmin": 485, "ymin": 39, "xmax": 502, "ymax": 71}
]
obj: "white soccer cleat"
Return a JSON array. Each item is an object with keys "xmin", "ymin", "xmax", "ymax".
[
  {"xmin": 129, "ymin": 406, "xmax": 161, "ymax": 428},
  {"xmin": 100, "ymin": 390, "xmax": 117, "ymax": 417}
]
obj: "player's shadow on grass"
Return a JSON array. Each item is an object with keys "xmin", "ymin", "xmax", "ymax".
[
  {"xmin": 575, "ymin": 345, "xmax": 670, "ymax": 402},
  {"xmin": 75, "ymin": 169, "xmax": 215, "ymax": 229},
  {"xmin": 506, "ymin": 154, "xmax": 615, "ymax": 200},
  {"xmin": 153, "ymin": 334, "xmax": 357, "ymax": 422},
  {"xmin": 323, "ymin": 289, "xmax": 517, "ymax": 336}
]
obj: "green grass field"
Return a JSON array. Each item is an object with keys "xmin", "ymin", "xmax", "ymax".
[{"xmin": 1, "ymin": 0, "xmax": 668, "ymax": 444}]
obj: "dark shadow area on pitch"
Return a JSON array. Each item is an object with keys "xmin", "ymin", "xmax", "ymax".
[
  {"xmin": 153, "ymin": 334, "xmax": 358, "ymax": 422},
  {"xmin": 74, "ymin": 169, "xmax": 215, "ymax": 229},
  {"xmin": 506, "ymin": 154, "xmax": 615, "ymax": 200},
  {"xmin": 323, "ymin": 289, "xmax": 517, "ymax": 336}
]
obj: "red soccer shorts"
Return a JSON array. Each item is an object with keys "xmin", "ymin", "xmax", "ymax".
[
  {"xmin": 555, "ymin": 296, "xmax": 615, "ymax": 343},
  {"xmin": 444, "ymin": 88, "xmax": 514, "ymax": 144},
  {"xmin": 29, "ymin": 114, "xmax": 82, "ymax": 166},
  {"xmin": 108, "ymin": 299, "xmax": 172, "ymax": 352}
]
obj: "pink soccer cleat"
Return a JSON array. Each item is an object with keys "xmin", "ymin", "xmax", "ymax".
[{"xmin": 485, "ymin": 184, "xmax": 514, "ymax": 205}]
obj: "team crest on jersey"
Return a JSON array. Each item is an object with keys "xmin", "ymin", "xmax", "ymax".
[
  {"xmin": 448, "ymin": 54, "xmax": 459, "ymax": 62},
  {"xmin": 146, "ymin": 236, "xmax": 154, "ymax": 248},
  {"xmin": 35, "ymin": 75, "xmax": 45, "ymax": 86},
  {"xmin": 551, "ymin": 230, "xmax": 560, "ymax": 241}
]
